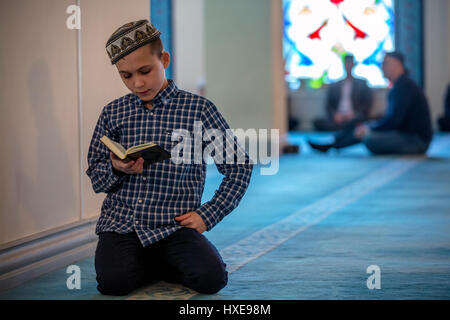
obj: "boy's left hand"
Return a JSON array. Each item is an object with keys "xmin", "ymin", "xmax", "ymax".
[{"xmin": 174, "ymin": 212, "xmax": 207, "ymax": 233}]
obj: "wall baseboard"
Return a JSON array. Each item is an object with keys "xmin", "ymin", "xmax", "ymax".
[{"xmin": 0, "ymin": 219, "xmax": 98, "ymax": 293}]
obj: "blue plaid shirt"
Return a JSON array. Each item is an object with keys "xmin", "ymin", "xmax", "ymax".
[{"xmin": 86, "ymin": 80, "xmax": 253, "ymax": 246}]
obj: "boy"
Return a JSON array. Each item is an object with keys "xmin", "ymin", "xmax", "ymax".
[{"xmin": 86, "ymin": 19, "xmax": 253, "ymax": 296}]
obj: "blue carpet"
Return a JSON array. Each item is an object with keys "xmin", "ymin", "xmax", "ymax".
[{"xmin": 1, "ymin": 132, "xmax": 450, "ymax": 300}]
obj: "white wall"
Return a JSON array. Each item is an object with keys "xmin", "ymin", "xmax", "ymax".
[
  {"xmin": 173, "ymin": 0, "xmax": 205, "ymax": 95},
  {"xmin": 448, "ymin": 1, "xmax": 450, "ymax": 80},
  {"xmin": 0, "ymin": 0, "xmax": 150, "ymax": 246},
  {"xmin": 204, "ymin": 0, "xmax": 272, "ymax": 130},
  {"xmin": 424, "ymin": 0, "xmax": 449, "ymax": 126},
  {"xmin": 203, "ymin": 0, "xmax": 286, "ymax": 136},
  {"xmin": 0, "ymin": 0, "xmax": 80, "ymax": 245}
]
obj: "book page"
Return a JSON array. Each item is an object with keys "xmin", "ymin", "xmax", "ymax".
[
  {"xmin": 100, "ymin": 136, "xmax": 127, "ymax": 159},
  {"xmin": 127, "ymin": 142, "xmax": 156, "ymax": 155}
]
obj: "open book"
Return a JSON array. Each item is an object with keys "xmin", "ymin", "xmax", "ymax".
[{"xmin": 100, "ymin": 136, "xmax": 171, "ymax": 165}]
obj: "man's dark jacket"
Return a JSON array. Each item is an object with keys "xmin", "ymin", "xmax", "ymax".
[
  {"xmin": 325, "ymin": 77, "xmax": 373, "ymax": 121},
  {"xmin": 369, "ymin": 74, "xmax": 433, "ymax": 143}
]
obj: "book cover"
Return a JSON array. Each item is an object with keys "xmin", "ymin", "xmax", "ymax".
[{"xmin": 100, "ymin": 136, "xmax": 171, "ymax": 165}]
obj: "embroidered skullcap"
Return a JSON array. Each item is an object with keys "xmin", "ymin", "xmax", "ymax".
[{"xmin": 106, "ymin": 19, "xmax": 161, "ymax": 65}]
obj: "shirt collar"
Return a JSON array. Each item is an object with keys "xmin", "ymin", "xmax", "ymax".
[{"xmin": 134, "ymin": 79, "xmax": 178, "ymax": 108}]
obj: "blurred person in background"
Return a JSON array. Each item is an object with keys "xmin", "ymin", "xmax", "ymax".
[
  {"xmin": 309, "ymin": 52, "xmax": 432, "ymax": 155},
  {"xmin": 313, "ymin": 55, "xmax": 373, "ymax": 131}
]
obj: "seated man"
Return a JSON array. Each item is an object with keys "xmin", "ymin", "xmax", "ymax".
[
  {"xmin": 308, "ymin": 52, "xmax": 433, "ymax": 155},
  {"xmin": 313, "ymin": 55, "xmax": 373, "ymax": 131},
  {"xmin": 437, "ymin": 84, "xmax": 450, "ymax": 132}
]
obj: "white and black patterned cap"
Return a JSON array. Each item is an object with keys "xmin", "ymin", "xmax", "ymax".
[{"xmin": 106, "ymin": 19, "xmax": 161, "ymax": 65}]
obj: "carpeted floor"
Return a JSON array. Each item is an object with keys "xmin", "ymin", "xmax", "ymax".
[{"xmin": 1, "ymin": 132, "xmax": 450, "ymax": 300}]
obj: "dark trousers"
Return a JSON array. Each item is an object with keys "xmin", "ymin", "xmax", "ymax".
[
  {"xmin": 314, "ymin": 115, "xmax": 366, "ymax": 132},
  {"xmin": 438, "ymin": 116, "xmax": 450, "ymax": 132},
  {"xmin": 313, "ymin": 118, "xmax": 348, "ymax": 131},
  {"xmin": 94, "ymin": 227, "xmax": 228, "ymax": 296},
  {"xmin": 332, "ymin": 120, "xmax": 362, "ymax": 148},
  {"xmin": 332, "ymin": 121, "xmax": 429, "ymax": 155}
]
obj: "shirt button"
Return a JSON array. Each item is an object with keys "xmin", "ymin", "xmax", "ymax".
[
  {"xmin": 143, "ymin": 177, "xmax": 147, "ymax": 181},
  {"xmin": 150, "ymin": 112, "xmax": 154, "ymax": 116},
  {"xmin": 138, "ymin": 199, "xmax": 143, "ymax": 204},
  {"xmin": 135, "ymin": 221, "xmax": 139, "ymax": 225}
]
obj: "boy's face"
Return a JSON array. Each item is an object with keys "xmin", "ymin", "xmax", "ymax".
[{"xmin": 116, "ymin": 44, "xmax": 170, "ymax": 102}]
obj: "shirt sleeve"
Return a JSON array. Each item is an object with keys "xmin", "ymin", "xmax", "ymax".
[
  {"xmin": 86, "ymin": 108, "xmax": 127, "ymax": 194},
  {"xmin": 195, "ymin": 101, "xmax": 253, "ymax": 231}
]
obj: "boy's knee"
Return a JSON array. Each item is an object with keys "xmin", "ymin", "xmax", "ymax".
[
  {"xmin": 195, "ymin": 270, "xmax": 228, "ymax": 294},
  {"xmin": 186, "ymin": 263, "xmax": 228, "ymax": 294},
  {"xmin": 96, "ymin": 270, "xmax": 136, "ymax": 296}
]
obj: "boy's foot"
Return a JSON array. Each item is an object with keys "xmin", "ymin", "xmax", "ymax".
[{"xmin": 307, "ymin": 140, "xmax": 333, "ymax": 153}]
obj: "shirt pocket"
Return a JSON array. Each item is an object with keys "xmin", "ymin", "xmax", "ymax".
[{"xmin": 155, "ymin": 129, "xmax": 176, "ymax": 153}]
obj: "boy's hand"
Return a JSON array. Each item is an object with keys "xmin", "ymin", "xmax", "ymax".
[
  {"xmin": 174, "ymin": 212, "xmax": 207, "ymax": 233},
  {"xmin": 110, "ymin": 152, "xmax": 144, "ymax": 174}
]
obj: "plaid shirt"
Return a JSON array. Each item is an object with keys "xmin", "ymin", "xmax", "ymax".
[{"xmin": 86, "ymin": 80, "xmax": 253, "ymax": 246}]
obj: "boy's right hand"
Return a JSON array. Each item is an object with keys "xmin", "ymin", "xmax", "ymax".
[{"xmin": 110, "ymin": 152, "xmax": 144, "ymax": 174}]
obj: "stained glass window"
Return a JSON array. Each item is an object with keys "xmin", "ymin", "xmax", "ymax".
[{"xmin": 283, "ymin": 0, "xmax": 395, "ymax": 89}]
